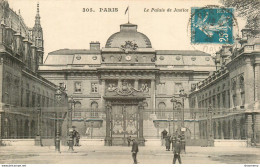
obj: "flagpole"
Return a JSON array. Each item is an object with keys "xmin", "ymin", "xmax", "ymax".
[{"xmin": 128, "ymin": 6, "xmax": 129, "ymax": 23}]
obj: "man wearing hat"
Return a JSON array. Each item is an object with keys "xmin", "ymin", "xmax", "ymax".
[
  {"xmin": 173, "ymin": 138, "xmax": 182, "ymax": 164},
  {"xmin": 131, "ymin": 138, "xmax": 139, "ymax": 164}
]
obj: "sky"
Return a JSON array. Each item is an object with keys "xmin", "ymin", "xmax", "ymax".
[{"xmin": 8, "ymin": 0, "xmax": 246, "ymax": 61}]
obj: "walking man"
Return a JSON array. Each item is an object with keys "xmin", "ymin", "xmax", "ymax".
[
  {"xmin": 127, "ymin": 136, "xmax": 132, "ymax": 147},
  {"xmin": 173, "ymin": 138, "xmax": 182, "ymax": 164},
  {"xmin": 131, "ymin": 138, "xmax": 139, "ymax": 164}
]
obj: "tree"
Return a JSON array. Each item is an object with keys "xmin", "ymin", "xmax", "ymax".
[{"xmin": 220, "ymin": 0, "xmax": 260, "ymax": 36}]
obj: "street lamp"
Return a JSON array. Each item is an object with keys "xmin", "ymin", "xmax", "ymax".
[
  {"xmin": 68, "ymin": 96, "xmax": 75, "ymax": 152},
  {"xmin": 91, "ymin": 121, "xmax": 94, "ymax": 139},
  {"xmin": 179, "ymin": 88, "xmax": 187, "ymax": 128},
  {"xmin": 54, "ymin": 82, "xmax": 66, "ymax": 153},
  {"xmin": 168, "ymin": 116, "xmax": 171, "ymax": 135},
  {"xmin": 171, "ymin": 96, "xmax": 177, "ymax": 135}
]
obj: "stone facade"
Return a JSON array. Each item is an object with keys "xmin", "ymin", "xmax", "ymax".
[
  {"xmin": 0, "ymin": 1, "xmax": 65, "ymax": 140},
  {"xmin": 39, "ymin": 23, "xmax": 216, "ymax": 139},
  {"xmin": 190, "ymin": 29, "xmax": 260, "ymax": 145}
]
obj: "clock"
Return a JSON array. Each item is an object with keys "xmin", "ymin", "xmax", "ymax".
[{"xmin": 125, "ymin": 55, "xmax": 132, "ymax": 61}]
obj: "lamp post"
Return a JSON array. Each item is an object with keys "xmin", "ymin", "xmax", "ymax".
[
  {"xmin": 171, "ymin": 96, "xmax": 177, "ymax": 135},
  {"xmin": 179, "ymin": 88, "xmax": 187, "ymax": 153},
  {"xmin": 68, "ymin": 96, "xmax": 75, "ymax": 152},
  {"xmin": 168, "ymin": 116, "xmax": 171, "ymax": 135},
  {"xmin": 179, "ymin": 89, "xmax": 187, "ymax": 128},
  {"xmin": 91, "ymin": 121, "xmax": 94, "ymax": 139},
  {"xmin": 55, "ymin": 83, "xmax": 66, "ymax": 153}
]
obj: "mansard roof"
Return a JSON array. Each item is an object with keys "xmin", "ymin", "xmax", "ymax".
[
  {"xmin": 48, "ymin": 49, "xmax": 101, "ymax": 55},
  {"xmin": 156, "ymin": 50, "xmax": 210, "ymax": 56}
]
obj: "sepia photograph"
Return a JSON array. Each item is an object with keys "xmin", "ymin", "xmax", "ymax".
[{"xmin": 0, "ymin": 0, "xmax": 259, "ymax": 165}]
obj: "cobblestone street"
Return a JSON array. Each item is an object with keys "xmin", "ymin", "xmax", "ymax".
[{"xmin": 0, "ymin": 145, "xmax": 259, "ymax": 164}]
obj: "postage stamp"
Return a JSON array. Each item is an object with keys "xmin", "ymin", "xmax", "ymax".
[{"xmin": 191, "ymin": 7, "xmax": 234, "ymax": 44}]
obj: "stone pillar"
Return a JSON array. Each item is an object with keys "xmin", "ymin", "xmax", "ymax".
[
  {"xmin": 0, "ymin": 58, "xmax": 3, "ymax": 141},
  {"xmin": 215, "ymin": 121, "xmax": 219, "ymax": 139},
  {"xmin": 229, "ymin": 120, "xmax": 233, "ymax": 139},
  {"xmin": 134, "ymin": 79, "xmax": 138, "ymax": 89},
  {"xmin": 28, "ymin": 120, "xmax": 32, "ymax": 138},
  {"xmin": 246, "ymin": 114, "xmax": 253, "ymax": 144},
  {"xmin": 236, "ymin": 118, "xmax": 240, "ymax": 139},
  {"xmin": 138, "ymin": 102, "xmax": 145, "ymax": 145},
  {"xmin": 245, "ymin": 58, "xmax": 255, "ymax": 108},
  {"xmin": 255, "ymin": 113, "xmax": 260, "ymax": 144},
  {"xmin": 101, "ymin": 79, "xmax": 106, "ymax": 107},
  {"xmin": 254, "ymin": 63, "xmax": 260, "ymax": 110},
  {"xmin": 150, "ymin": 79, "xmax": 155, "ymax": 110},
  {"xmin": 105, "ymin": 102, "xmax": 112, "ymax": 146}
]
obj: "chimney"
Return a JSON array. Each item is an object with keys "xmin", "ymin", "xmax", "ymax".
[{"xmin": 90, "ymin": 41, "xmax": 100, "ymax": 50}]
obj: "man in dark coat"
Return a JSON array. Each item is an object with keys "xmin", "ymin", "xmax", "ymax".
[
  {"xmin": 127, "ymin": 136, "xmax": 132, "ymax": 147},
  {"xmin": 161, "ymin": 129, "xmax": 168, "ymax": 146},
  {"xmin": 173, "ymin": 138, "xmax": 182, "ymax": 164},
  {"xmin": 131, "ymin": 138, "xmax": 139, "ymax": 164},
  {"xmin": 165, "ymin": 135, "xmax": 171, "ymax": 151}
]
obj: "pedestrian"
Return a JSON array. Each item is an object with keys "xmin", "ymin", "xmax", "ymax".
[
  {"xmin": 180, "ymin": 134, "xmax": 186, "ymax": 153},
  {"xmin": 161, "ymin": 129, "xmax": 168, "ymax": 146},
  {"xmin": 75, "ymin": 131, "xmax": 80, "ymax": 146},
  {"xmin": 131, "ymin": 138, "xmax": 139, "ymax": 164},
  {"xmin": 127, "ymin": 136, "xmax": 132, "ymax": 147},
  {"xmin": 171, "ymin": 135, "xmax": 176, "ymax": 151},
  {"xmin": 173, "ymin": 138, "xmax": 182, "ymax": 164},
  {"xmin": 165, "ymin": 135, "xmax": 171, "ymax": 151},
  {"xmin": 72, "ymin": 129, "xmax": 77, "ymax": 146}
]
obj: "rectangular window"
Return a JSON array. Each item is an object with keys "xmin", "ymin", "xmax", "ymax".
[
  {"xmin": 91, "ymin": 83, "xmax": 98, "ymax": 93},
  {"xmin": 74, "ymin": 82, "xmax": 82, "ymax": 93},
  {"xmin": 158, "ymin": 82, "xmax": 166, "ymax": 94},
  {"xmin": 174, "ymin": 83, "xmax": 182, "ymax": 94}
]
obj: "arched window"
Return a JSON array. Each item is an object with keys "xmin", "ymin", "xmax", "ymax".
[
  {"xmin": 239, "ymin": 76, "xmax": 245, "ymax": 106},
  {"xmin": 74, "ymin": 101, "xmax": 82, "ymax": 118},
  {"xmin": 91, "ymin": 101, "xmax": 98, "ymax": 117},
  {"xmin": 158, "ymin": 102, "xmax": 166, "ymax": 119}
]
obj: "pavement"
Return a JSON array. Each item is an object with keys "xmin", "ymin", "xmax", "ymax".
[{"xmin": 0, "ymin": 144, "xmax": 260, "ymax": 164}]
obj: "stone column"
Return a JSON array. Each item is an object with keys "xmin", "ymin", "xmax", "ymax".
[
  {"xmin": 150, "ymin": 79, "xmax": 155, "ymax": 110},
  {"xmin": 138, "ymin": 102, "xmax": 145, "ymax": 145},
  {"xmin": 105, "ymin": 102, "xmax": 112, "ymax": 146},
  {"xmin": 246, "ymin": 114, "xmax": 253, "ymax": 144},
  {"xmin": 245, "ymin": 58, "xmax": 255, "ymax": 108},
  {"xmin": 229, "ymin": 120, "xmax": 233, "ymax": 139},
  {"xmin": 254, "ymin": 63, "xmax": 260, "ymax": 110},
  {"xmin": 255, "ymin": 113, "xmax": 260, "ymax": 144},
  {"xmin": 215, "ymin": 121, "xmax": 219, "ymax": 139},
  {"xmin": 101, "ymin": 79, "xmax": 106, "ymax": 107},
  {"xmin": 28, "ymin": 120, "xmax": 32, "ymax": 138},
  {"xmin": 236, "ymin": 118, "xmax": 240, "ymax": 139}
]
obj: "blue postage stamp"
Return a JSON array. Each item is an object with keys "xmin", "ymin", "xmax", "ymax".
[{"xmin": 191, "ymin": 7, "xmax": 234, "ymax": 44}]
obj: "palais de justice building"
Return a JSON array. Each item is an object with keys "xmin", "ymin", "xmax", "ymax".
[{"xmin": 39, "ymin": 23, "xmax": 216, "ymax": 144}]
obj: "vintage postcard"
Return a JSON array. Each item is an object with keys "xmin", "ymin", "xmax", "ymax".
[{"xmin": 0, "ymin": 0, "xmax": 259, "ymax": 165}]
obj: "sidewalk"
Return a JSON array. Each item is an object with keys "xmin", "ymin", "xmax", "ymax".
[{"xmin": 0, "ymin": 145, "xmax": 259, "ymax": 164}]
